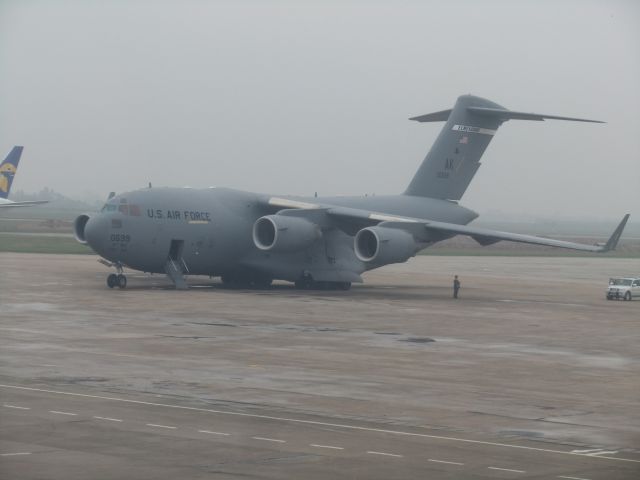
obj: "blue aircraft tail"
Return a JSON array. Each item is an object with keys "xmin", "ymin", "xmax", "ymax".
[{"xmin": 0, "ymin": 146, "xmax": 24, "ymax": 199}]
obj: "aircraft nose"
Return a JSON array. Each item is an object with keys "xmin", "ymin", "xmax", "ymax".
[{"xmin": 83, "ymin": 215, "xmax": 108, "ymax": 252}]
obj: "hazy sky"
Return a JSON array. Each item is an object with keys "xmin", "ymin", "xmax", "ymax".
[{"xmin": 1, "ymin": 0, "xmax": 638, "ymax": 220}]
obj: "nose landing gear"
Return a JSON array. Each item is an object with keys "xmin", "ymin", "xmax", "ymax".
[
  {"xmin": 107, "ymin": 273, "xmax": 127, "ymax": 289},
  {"xmin": 101, "ymin": 259, "xmax": 127, "ymax": 289}
]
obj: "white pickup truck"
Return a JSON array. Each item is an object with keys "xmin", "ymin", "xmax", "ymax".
[{"xmin": 606, "ymin": 277, "xmax": 640, "ymax": 301}]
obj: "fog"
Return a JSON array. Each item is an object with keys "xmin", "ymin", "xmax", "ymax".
[{"xmin": 1, "ymin": 0, "xmax": 638, "ymax": 220}]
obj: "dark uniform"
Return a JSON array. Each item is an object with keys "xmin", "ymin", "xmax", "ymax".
[{"xmin": 453, "ymin": 275, "xmax": 460, "ymax": 299}]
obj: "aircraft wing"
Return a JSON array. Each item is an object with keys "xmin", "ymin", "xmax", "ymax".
[
  {"xmin": 413, "ymin": 215, "xmax": 629, "ymax": 253},
  {"xmin": 0, "ymin": 200, "xmax": 49, "ymax": 208},
  {"xmin": 264, "ymin": 197, "xmax": 630, "ymax": 253},
  {"xmin": 335, "ymin": 211, "xmax": 629, "ymax": 253}
]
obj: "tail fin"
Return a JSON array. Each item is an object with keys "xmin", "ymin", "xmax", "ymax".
[
  {"xmin": 404, "ymin": 95, "xmax": 603, "ymax": 200},
  {"xmin": 0, "ymin": 146, "xmax": 24, "ymax": 199}
]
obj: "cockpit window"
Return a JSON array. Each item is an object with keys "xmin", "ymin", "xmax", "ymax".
[
  {"xmin": 101, "ymin": 204, "xmax": 118, "ymax": 212},
  {"xmin": 101, "ymin": 201, "xmax": 141, "ymax": 216}
]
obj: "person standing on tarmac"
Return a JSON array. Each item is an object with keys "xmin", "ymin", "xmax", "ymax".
[{"xmin": 453, "ymin": 275, "xmax": 461, "ymax": 299}]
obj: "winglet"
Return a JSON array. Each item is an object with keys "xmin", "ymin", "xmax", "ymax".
[{"xmin": 599, "ymin": 214, "xmax": 630, "ymax": 252}]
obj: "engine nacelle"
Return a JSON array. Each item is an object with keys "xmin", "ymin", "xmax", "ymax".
[
  {"xmin": 74, "ymin": 214, "xmax": 91, "ymax": 244},
  {"xmin": 253, "ymin": 215, "xmax": 322, "ymax": 253},
  {"xmin": 354, "ymin": 226, "xmax": 417, "ymax": 264}
]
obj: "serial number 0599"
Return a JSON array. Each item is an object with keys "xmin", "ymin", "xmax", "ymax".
[{"xmin": 110, "ymin": 233, "xmax": 131, "ymax": 242}]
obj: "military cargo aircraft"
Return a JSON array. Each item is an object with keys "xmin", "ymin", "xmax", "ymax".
[
  {"xmin": 0, "ymin": 146, "xmax": 49, "ymax": 208},
  {"xmin": 74, "ymin": 95, "xmax": 630, "ymax": 290}
]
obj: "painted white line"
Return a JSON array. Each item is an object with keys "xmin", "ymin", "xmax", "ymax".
[
  {"xmin": 3, "ymin": 404, "xmax": 30, "ymax": 410},
  {"xmin": 0, "ymin": 452, "xmax": 32, "ymax": 456},
  {"xmin": 311, "ymin": 444, "xmax": 344, "ymax": 450},
  {"xmin": 488, "ymin": 466, "xmax": 526, "ymax": 473},
  {"xmin": 2, "ymin": 384, "xmax": 638, "ymax": 464},
  {"xmin": 558, "ymin": 476, "xmax": 592, "ymax": 480},
  {"xmin": 587, "ymin": 450, "xmax": 618, "ymax": 456},
  {"xmin": 93, "ymin": 416, "xmax": 123, "ymax": 422},
  {"xmin": 428, "ymin": 458, "xmax": 464, "ymax": 465},
  {"xmin": 198, "ymin": 430, "xmax": 230, "ymax": 436},
  {"xmin": 49, "ymin": 410, "xmax": 77, "ymax": 416},
  {"xmin": 252, "ymin": 436, "xmax": 285, "ymax": 443},
  {"xmin": 146, "ymin": 423, "xmax": 176, "ymax": 429},
  {"xmin": 367, "ymin": 451, "xmax": 403, "ymax": 458}
]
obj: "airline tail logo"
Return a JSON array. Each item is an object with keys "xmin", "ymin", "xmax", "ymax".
[{"xmin": 0, "ymin": 162, "xmax": 17, "ymax": 195}]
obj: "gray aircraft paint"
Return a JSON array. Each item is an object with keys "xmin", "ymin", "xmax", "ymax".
[{"xmin": 75, "ymin": 95, "xmax": 629, "ymax": 289}]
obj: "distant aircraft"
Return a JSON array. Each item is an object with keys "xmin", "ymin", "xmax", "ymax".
[
  {"xmin": 74, "ymin": 95, "xmax": 630, "ymax": 290},
  {"xmin": 0, "ymin": 146, "xmax": 49, "ymax": 208}
]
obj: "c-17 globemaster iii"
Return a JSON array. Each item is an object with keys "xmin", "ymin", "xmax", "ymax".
[{"xmin": 75, "ymin": 95, "xmax": 630, "ymax": 290}]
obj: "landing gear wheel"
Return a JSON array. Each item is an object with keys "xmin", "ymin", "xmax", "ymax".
[
  {"xmin": 624, "ymin": 291, "xmax": 631, "ymax": 301},
  {"xmin": 107, "ymin": 273, "xmax": 118, "ymax": 289},
  {"xmin": 337, "ymin": 281, "xmax": 351, "ymax": 291},
  {"xmin": 117, "ymin": 274, "xmax": 127, "ymax": 289}
]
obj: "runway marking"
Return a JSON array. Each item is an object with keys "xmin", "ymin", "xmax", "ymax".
[
  {"xmin": 558, "ymin": 476, "xmax": 592, "ymax": 480},
  {"xmin": 0, "ymin": 452, "xmax": 32, "ymax": 456},
  {"xmin": 428, "ymin": 458, "xmax": 464, "ymax": 465},
  {"xmin": 252, "ymin": 436, "xmax": 286, "ymax": 443},
  {"xmin": 93, "ymin": 416, "xmax": 123, "ymax": 422},
  {"xmin": 311, "ymin": 444, "xmax": 344, "ymax": 450},
  {"xmin": 198, "ymin": 430, "xmax": 230, "ymax": 436},
  {"xmin": 3, "ymin": 404, "xmax": 30, "ymax": 410},
  {"xmin": 146, "ymin": 423, "xmax": 176, "ymax": 429},
  {"xmin": 49, "ymin": 410, "xmax": 77, "ymax": 416},
  {"xmin": 2, "ymin": 384, "xmax": 639, "ymax": 464},
  {"xmin": 367, "ymin": 451, "xmax": 403, "ymax": 458},
  {"xmin": 488, "ymin": 466, "xmax": 526, "ymax": 473},
  {"xmin": 571, "ymin": 448, "xmax": 618, "ymax": 456}
]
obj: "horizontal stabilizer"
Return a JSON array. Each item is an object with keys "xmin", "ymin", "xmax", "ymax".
[
  {"xmin": 0, "ymin": 200, "xmax": 49, "ymax": 208},
  {"xmin": 466, "ymin": 107, "xmax": 604, "ymax": 123},
  {"xmin": 409, "ymin": 109, "xmax": 452, "ymax": 123}
]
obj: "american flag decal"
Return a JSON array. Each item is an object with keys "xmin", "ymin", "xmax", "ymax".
[{"xmin": 459, "ymin": 136, "xmax": 468, "ymax": 144}]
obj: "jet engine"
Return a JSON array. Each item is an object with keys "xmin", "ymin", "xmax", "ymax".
[
  {"xmin": 354, "ymin": 226, "xmax": 417, "ymax": 264},
  {"xmin": 253, "ymin": 215, "xmax": 322, "ymax": 253},
  {"xmin": 74, "ymin": 214, "xmax": 91, "ymax": 244}
]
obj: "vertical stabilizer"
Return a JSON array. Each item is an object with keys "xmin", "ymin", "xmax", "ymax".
[
  {"xmin": 405, "ymin": 95, "xmax": 603, "ymax": 200},
  {"xmin": 405, "ymin": 95, "xmax": 504, "ymax": 200},
  {"xmin": 0, "ymin": 146, "xmax": 24, "ymax": 199}
]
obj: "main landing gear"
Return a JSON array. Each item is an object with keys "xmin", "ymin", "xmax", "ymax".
[{"xmin": 294, "ymin": 274, "xmax": 351, "ymax": 291}]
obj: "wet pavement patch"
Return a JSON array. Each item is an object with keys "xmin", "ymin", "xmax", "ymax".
[
  {"xmin": 401, "ymin": 337, "xmax": 435, "ymax": 344},
  {"xmin": 189, "ymin": 322, "xmax": 237, "ymax": 327},
  {"xmin": 156, "ymin": 335, "xmax": 217, "ymax": 339}
]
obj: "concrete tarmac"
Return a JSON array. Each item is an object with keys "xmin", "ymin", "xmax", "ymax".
[{"xmin": 1, "ymin": 253, "xmax": 639, "ymax": 479}]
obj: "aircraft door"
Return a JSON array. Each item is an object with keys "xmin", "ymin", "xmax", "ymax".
[
  {"xmin": 169, "ymin": 239, "xmax": 184, "ymax": 262},
  {"xmin": 168, "ymin": 239, "xmax": 189, "ymax": 273}
]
